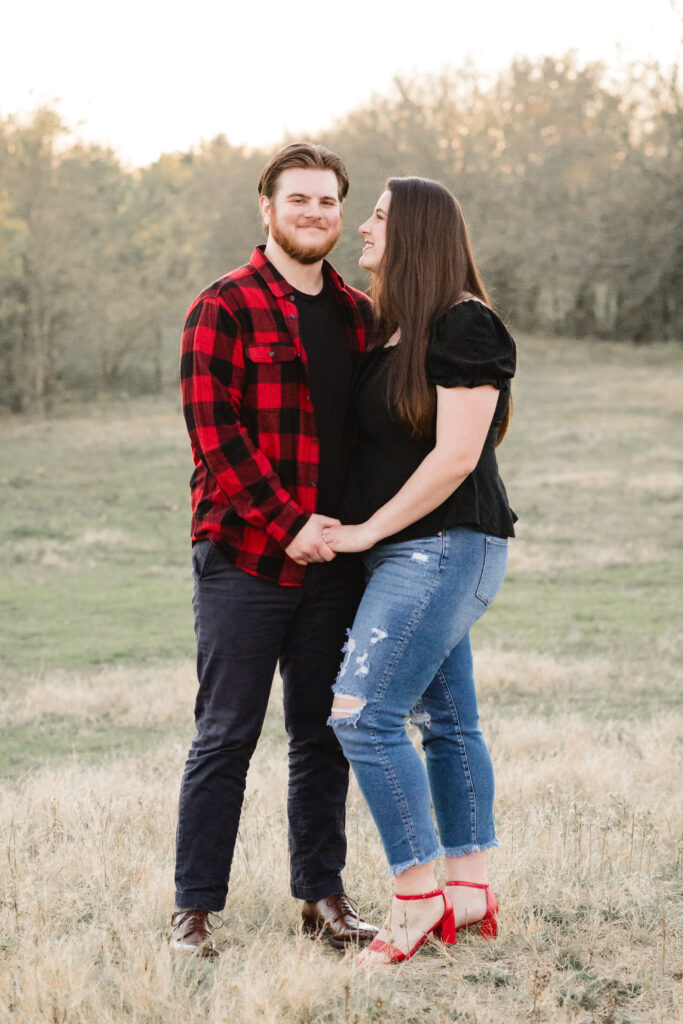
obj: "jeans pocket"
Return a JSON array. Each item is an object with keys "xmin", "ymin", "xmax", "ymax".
[
  {"xmin": 192, "ymin": 539, "xmax": 220, "ymax": 581},
  {"xmin": 475, "ymin": 536, "xmax": 508, "ymax": 606}
]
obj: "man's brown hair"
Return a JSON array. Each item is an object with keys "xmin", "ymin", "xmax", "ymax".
[{"xmin": 257, "ymin": 142, "xmax": 350, "ymax": 202}]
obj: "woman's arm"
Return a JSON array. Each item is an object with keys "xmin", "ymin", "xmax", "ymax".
[{"xmin": 325, "ymin": 384, "xmax": 499, "ymax": 552}]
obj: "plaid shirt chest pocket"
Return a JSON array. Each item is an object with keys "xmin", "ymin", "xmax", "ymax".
[
  {"xmin": 245, "ymin": 341, "xmax": 299, "ymax": 364},
  {"xmin": 244, "ymin": 342, "xmax": 301, "ymax": 388},
  {"xmin": 243, "ymin": 341, "xmax": 302, "ymax": 404}
]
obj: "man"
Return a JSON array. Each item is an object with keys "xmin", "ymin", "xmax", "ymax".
[{"xmin": 171, "ymin": 143, "xmax": 378, "ymax": 957}]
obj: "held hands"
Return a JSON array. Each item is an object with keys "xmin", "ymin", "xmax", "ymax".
[
  {"xmin": 322, "ymin": 521, "xmax": 378, "ymax": 553},
  {"xmin": 284, "ymin": 514, "xmax": 341, "ymax": 565},
  {"xmin": 285, "ymin": 515, "xmax": 380, "ymax": 563}
]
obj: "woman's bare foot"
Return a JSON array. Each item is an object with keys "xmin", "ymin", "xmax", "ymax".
[{"xmin": 358, "ymin": 893, "xmax": 447, "ymax": 966}]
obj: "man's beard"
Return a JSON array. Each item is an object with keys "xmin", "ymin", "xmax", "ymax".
[{"xmin": 269, "ymin": 216, "xmax": 341, "ymax": 265}]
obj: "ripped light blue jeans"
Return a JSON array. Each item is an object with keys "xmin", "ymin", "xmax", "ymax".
[{"xmin": 329, "ymin": 527, "xmax": 508, "ymax": 876}]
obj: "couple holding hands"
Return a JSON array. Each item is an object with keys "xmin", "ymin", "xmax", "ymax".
[{"xmin": 172, "ymin": 142, "xmax": 516, "ymax": 965}]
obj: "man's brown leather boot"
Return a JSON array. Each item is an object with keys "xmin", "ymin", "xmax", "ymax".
[
  {"xmin": 302, "ymin": 893, "xmax": 378, "ymax": 949},
  {"xmin": 170, "ymin": 909, "xmax": 220, "ymax": 958}
]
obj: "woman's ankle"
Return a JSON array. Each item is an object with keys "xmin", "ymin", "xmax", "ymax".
[
  {"xmin": 392, "ymin": 861, "xmax": 438, "ymax": 896},
  {"xmin": 444, "ymin": 850, "xmax": 488, "ymax": 885}
]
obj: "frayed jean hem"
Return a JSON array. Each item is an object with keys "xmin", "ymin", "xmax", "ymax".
[
  {"xmin": 389, "ymin": 845, "xmax": 444, "ymax": 877},
  {"xmin": 441, "ymin": 838, "xmax": 500, "ymax": 859}
]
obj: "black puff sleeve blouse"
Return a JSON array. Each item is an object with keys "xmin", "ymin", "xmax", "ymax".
[{"xmin": 340, "ymin": 300, "xmax": 517, "ymax": 542}]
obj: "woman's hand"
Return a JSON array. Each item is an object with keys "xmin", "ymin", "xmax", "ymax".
[{"xmin": 323, "ymin": 522, "xmax": 378, "ymax": 553}]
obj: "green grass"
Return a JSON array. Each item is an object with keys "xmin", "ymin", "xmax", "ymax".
[
  {"xmin": 1, "ymin": 569, "xmax": 193, "ymax": 672},
  {"xmin": 0, "ymin": 720, "xmax": 186, "ymax": 777},
  {"xmin": 481, "ymin": 562, "xmax": 679, "ymax": 664},
  {"xmin": 0, "ymin": 337, "xmax": 681, "ymax": 749},
  {"xmin": 0, "ymin": 399, "xmax": 194, "ymax": 674}
]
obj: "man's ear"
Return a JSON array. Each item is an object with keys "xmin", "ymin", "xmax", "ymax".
[{"xmin": 259, "ymin": 194, "xmax": 272, "ymax": 228}]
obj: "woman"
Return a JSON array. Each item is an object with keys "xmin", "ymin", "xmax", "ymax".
[{"xmin": 324, "ymin": 177, "xmax": 516, "ymax": 965}]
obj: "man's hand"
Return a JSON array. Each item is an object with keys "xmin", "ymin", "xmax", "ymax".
[{"xmin": 285, "ymin": 514, "xmax": 341, "ymax": 565}]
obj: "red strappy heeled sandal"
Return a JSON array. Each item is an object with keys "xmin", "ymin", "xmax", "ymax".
[
  {"xmin": 363, "ymin": 887, "xmax": 457, "ymax": 964},
  {"xmin": 445, "ymin": 880, "xmax": 499, "ymax": 938}
]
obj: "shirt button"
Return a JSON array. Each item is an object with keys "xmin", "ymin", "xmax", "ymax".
[
  {"xmin": 311, "ymin": 481, "xmax": 317, "ymax": 487},
  {"xmin": 289, "ymin": 294, "xmax": 295, "ymax": 301},
  {"xmin": 312, "ymin": 438, "xmax": 318, "ymax": 444},
  {"xmin": 289, "ymin": 313, "xmax": 296, "ymax": 319},
  {"xmin": 269, "ymin": 349, "xmax": 275, "ymax": 356}
]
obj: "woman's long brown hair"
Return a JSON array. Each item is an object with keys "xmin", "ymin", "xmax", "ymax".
[{"xmin": 369, "ymin": 177, "xmax": 511, "ymax": 444}]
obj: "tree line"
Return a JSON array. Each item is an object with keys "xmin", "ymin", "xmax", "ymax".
[{"xmin": 0, "ymin": 53, "xmax": 680, "ymax": 414}]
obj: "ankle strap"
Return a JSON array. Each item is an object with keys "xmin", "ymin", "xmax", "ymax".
[
  {"xmin": 445, "ymin": 880, "xmax": 489, "ymax": 890},
  {"xmin": 394, "ymin": 887, "xmax": 443, "ymax": 901}
]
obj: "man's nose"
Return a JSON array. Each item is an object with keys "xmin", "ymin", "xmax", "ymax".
[{"xmin": 304, "ymin": 200, "xmax": 326, "ymax": 219}]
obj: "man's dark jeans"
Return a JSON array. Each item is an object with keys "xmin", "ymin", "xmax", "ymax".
[{"xmin": 174, "ymin": 540, "xmax": 364, "ymax": 912}]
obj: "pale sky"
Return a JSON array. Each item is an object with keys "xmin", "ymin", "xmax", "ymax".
[{"xmin": 2, "ymin": 0, "xmax": 680, "ymax": 167}]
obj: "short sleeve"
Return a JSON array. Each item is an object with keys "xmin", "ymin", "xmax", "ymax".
[{"xmin": 426, "ymin": 301, "xmax": 516, "ymax": 389}]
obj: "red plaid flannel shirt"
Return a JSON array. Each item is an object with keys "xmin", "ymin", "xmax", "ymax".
[{"xmin": 180, "ymin": 246, "xmax": 371, "ymax": 586}]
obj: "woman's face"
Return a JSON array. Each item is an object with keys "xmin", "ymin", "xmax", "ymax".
[{"xmin": 358, "ymin": 190, "xmax": 391, "ymax": 273}]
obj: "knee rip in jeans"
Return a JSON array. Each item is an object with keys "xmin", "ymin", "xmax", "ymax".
[{"xmin": 330, "ymin": 692, "xmax": 366, "ymax": 725}]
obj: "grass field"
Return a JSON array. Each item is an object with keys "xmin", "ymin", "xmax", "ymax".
[{"xmin": 0, "ymin": 336, "xmax": 681, "ymax": 1023}]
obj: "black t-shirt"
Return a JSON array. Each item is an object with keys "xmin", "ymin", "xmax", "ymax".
[
  {"xmin": 341, "ymin": 300, "xmax": 517, "ymax": 541},
  {"xmin": 293, "ymin": 280, "xmax": 355, "ymax": 517}
]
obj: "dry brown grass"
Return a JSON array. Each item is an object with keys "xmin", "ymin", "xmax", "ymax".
[
  {"xmin": 0, "ymin": 662, "xmax": 196, "ymax": 730},
  {"xmin": 0, "ymin": 670, "xmax": 680, "ymax": 1023}
]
